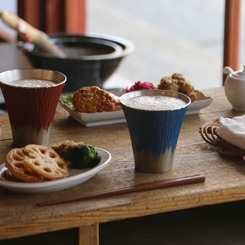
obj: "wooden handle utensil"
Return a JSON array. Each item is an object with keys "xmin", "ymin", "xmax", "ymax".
[
  {"xmin": 0, "ymin": 11, "xmax": 65, "ymax": 58},
  {"xmin": 37, "ymin": 174, "xmax": 205, "ymax": 207}
]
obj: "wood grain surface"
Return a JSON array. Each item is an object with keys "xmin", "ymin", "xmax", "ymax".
[{"xmin": 1, "ymin": 86, "xmax": 245, "ymax": 244}]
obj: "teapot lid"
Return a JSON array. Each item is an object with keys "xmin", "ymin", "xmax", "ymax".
[{"xmin": 230, "ymin": 65, "xmax": 245, "ymax": 80}]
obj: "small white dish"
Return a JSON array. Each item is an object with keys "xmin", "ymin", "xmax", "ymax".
[
  {"xmin": 59, "ymin": 96, "xmax": 126, "ymax": 127},
  {"xmin": 0, "ymin": 147, "xmax": 111, "ymax": 194},
  {"xmin": 60, "ymin": 89, "xmax": 213, "ymax": 126},
  {"xmin": 186, "ymin": 90, "xmax": 213, "ymax": 115},
  {"xmin": 187, "ymin": 98, "xmax": 213, "ymax": 115}
]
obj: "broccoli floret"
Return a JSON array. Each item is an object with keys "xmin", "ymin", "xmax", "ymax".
[
  {"xmin": 66, "ymin": 144, "xmax": 100, "ymax": 169},
  {"xmin": 52, "ymin": 141, "xmax": 100, "ymax": 169}
]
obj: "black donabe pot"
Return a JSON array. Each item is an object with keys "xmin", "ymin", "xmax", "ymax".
[{"xmin": 21, "ymin": 33, "xmax": 134, "ymax": 92}]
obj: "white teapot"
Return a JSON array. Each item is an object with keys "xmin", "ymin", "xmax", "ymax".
[{"xmin": 224, "ymin": 65, "xmax": 245, "ymax": 111}]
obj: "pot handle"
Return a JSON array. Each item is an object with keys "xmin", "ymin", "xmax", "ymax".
[{"xmin": 0, "ymin": 11, "xmax": 65, "ymax": 58}]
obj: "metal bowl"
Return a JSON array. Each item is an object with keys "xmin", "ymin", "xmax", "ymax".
[{"xmin": 21, "ymin": 33, "xmax": 134, "ymax": 92}]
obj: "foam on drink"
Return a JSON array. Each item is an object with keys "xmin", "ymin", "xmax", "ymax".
[
  {"xmin": 10, "ymin": 79, "xmax": 55, "ymax": 87},
  {"xmin": 123, "ymin": 95, "xmax": 186, "ymax": 110}
]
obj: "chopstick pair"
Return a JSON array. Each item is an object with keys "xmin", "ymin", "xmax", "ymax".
[{"xmin": 37, "ymin": 174, "xmax": 205, "ymax": 207}]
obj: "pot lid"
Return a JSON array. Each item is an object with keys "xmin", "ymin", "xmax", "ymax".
[{"xmin": 230, "ymin": 65, "xmax": 245, "ymax": 80}]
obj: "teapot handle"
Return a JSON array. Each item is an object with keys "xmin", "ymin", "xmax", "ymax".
[{"xmin": 223, "ymin": 66, "xmax": 234, "ymax": 75}]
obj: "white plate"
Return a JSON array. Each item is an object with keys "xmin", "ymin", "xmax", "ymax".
[
  {"xmin": 0, "ymin": 148, "xmax": 111, "ymax": 194},
  {"xmin": 60, "ymin": 102, "xmax": 126, "ymax": 127},
  {"xmin": 60, "ymin": 89, "xmax": 213, "ymax": 126},
  {"xmin": 59, "ymin": 97, "xmax": 126, "ymax": 127},
  {"xmin": 185, "ymin": 90, "xmax": 213, "ymax": 115},
  {"xmin": 186, "ymin": 97, "xmax": 213, "ymax": 115}
]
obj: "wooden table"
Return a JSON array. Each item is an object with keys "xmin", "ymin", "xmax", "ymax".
[
  {"xmin": 1, "ymin": 86, "xmax": 245, "ymax": 244},
  {"xmin": 1, "ymin": 43, "xmax": 245, "ymax": 244}
]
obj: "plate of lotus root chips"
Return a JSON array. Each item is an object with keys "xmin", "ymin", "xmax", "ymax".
[
  {"xmin": 60, "ymin": 86, "xmax": 126, "ymax": 127},
  {"xmin": 0, "ymin": 143, "xmax": 111, "ymax": 193}
]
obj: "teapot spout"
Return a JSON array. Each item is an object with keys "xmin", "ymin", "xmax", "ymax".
[{"xmin": 223, "ymin": 66, "xmax": 234, "ymax": 75}]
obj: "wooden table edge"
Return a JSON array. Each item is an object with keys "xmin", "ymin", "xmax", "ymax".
[{"xmin": 1, "ymin": 187, "xmax": 245, "ymax": 242}]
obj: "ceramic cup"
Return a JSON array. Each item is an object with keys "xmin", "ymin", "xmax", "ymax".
[
  {"xmin": 120, "ymin": 90, "xmax": 191, "ymax": 173},
  {"xmin": 0, "ymin": 68, "xmax": 66, "ymax": 147}
]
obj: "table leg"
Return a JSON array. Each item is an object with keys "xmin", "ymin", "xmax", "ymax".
[{"xmin": 78, "ymin": 223, "xmax": 99, "ymax": 245}]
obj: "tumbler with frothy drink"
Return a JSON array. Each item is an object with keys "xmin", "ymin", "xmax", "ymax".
[
  {"xmin": 120, "ymin": 89, "xmax": 191, "ymax": 173},
  {"xmin": 0, "ymin": 69, "xmax": 66, "ymax": 147}
]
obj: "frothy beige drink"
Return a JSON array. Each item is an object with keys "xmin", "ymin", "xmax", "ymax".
[
  {"xmin": 10, "ymin": 79, "xmax": 55, "ymax": 87},
  {"xmin": 123, "ymin": 95, "xmax": 186, "ymax": 110},
  {"xmin": 120, "ymin": 89, "xmax": 191, "ymax": 173},
  {"xmin": 0, "ymin": 69, "xmax": 66, "ymax": 147}
]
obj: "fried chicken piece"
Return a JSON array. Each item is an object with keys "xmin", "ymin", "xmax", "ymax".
[
  {"xmin": 171, "ymin": 73, "xmax": 186, "ymax": 81},
  {"xmin": 72, "ymin": 86, "xmax": 122, "ymax": 113},
  {"xmin": 178, "ymin": 80, "xmax": 194, "ymax": 94},
  {"xmin": 158, "ymin": 73, "xmax": 199, "ymax": 102},
  {"xmin": 158, "ymin": 76, "xmax": 179, "ymax": 91}
]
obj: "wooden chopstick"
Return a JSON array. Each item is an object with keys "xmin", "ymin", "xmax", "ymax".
[{"xmin": 37, "ymin": 174, "xmax": 205, "ymax": 207}]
